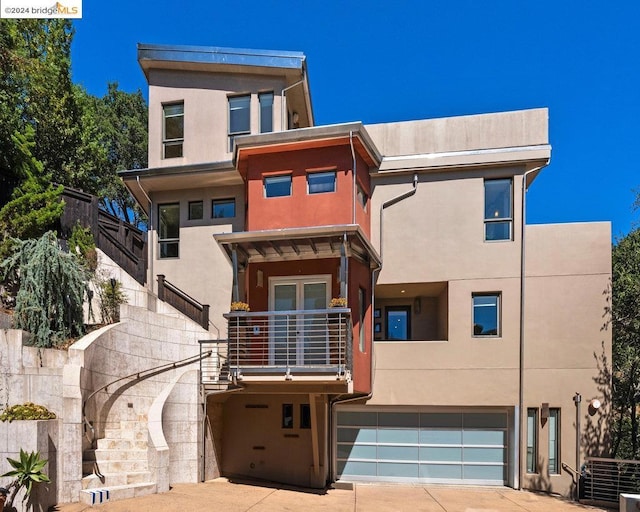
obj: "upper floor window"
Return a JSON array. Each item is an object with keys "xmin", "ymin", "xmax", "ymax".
[
  {"xmin": 484, "ymin": 178, "xmax": 512, "ymax": 241},
  {"xmin": 264, "ymin": 175, "xmax": 292, "ymax": 198},
  {"xmin": 307, "ymin": 171, "xmax": 336, "ymax": 194},
  {"xmin": 212, "ymin": 198, "xmax": 236, "ymax": 218},
  {"xmin": 357, "ymin": 183, "xmax": 368, "ymax": 211},
  {"xmin": 259, "ymin": 92, "xmax": 274, "ymax": 133},
  {"xmin": 472, "ymin": 293, "xmax": 500, "ymax": 336},
  {"xmin": 386, "ymin": 306, "xmax": 411, "ymax": 341},
  {"xmin": 188, "ymin": 200, "xmax": 203, "ymax": 220},
  {"xmin": 158, "ymin": 203, "xmax": 180, "ymax": 258},
  {"xmin": 228, "ymin": 95, "xmax": 250, "ymax": 151},
  {"xmin": 163, "ymin": 103, "xmax": 184, "ymax": 159}
]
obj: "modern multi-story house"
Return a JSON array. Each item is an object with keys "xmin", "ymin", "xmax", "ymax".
[{"xmin": 119, "ymin": 43, "xmax": 611, "ymax": 497}]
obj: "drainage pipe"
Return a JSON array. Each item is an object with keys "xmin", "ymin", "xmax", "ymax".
[
  {"xmin": 136, "ymin": 176, "xmax": 153, "ymax": 289},
  {"xmin": 517, "ymin": 163, "xmax": 547, "ymax": 489}
]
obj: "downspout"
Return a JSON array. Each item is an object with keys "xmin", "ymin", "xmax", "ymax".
[
  {"xmin": 349, "ymin": 131, "xmax": 357, "ymax": 224},
  {"xmin": 517, "ymin": 164, "xmax": 547, "ymax": 490},
  {"xmin": 136, "ymin": 176, "xmax": 153, "ymax": 289},
  {"xmin": 280, "ymin": 78, "xmax": 305, "ymax": 131},
  {"xmin": 380, "ymin": 174, "xmax": 418, "ymax": 261}
]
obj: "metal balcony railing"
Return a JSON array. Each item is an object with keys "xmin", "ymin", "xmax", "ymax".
[
  {"xmin": 582, "ymin": 457, "xmax": 640, "ymax": 504},
  {"xmin": 214, "ymin": 308, "xmax": 352, "ymax": 380}
]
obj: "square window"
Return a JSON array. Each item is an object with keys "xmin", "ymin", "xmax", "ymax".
[
  {"xmin": 163, "ymin": 103, "xmax": 184, "ymax": 159},
  {"xmin": 472, "ymin": 294, "xmax": 500, "ymax": 336},
  {"xmin": 484, "ymin": 179, "xmax": 512, "ymax": 241},
  {"xmin": 212, "ymin": 198, "xmax": 236, "ymax": 218},
  {"xmin": 386, "ymin": 306, "xmax": 411, "ymax": 341},
  {"xmin": 188, "ymin": 201, "xmax": 203, "ymax": 220},
  {"xmin": 265, "ymin": 175, "xmax": 292, "ymax": 198},
  {"xmin": 300, "ymin": 404, "xmax": 311, "ymax": 429},
  {"xmin": 158, "ymin": 203, "xmax": 180, "ymax": 258},
  {"xmin": 259, "ymin": 92, "xmax": 273, "ymax": 133},
  {"xmin": 282, "ymin": 404, "xmax": 293, "ymax": 429},
  {"xmin": 308, "ymin": 171, "xmax": 336, "ymax": 194}
]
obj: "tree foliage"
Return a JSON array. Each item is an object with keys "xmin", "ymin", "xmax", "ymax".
[
  {"xmin": 1, "ymin": 232, "xmax": 87, "ymax": 347},
  {"xmin": 611, "ymin": 228, "xmax": 640, "ymax": 459}
]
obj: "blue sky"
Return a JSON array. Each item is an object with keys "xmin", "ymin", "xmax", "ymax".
[{"xmin": 71, "ymin": 0, "xmax": 640, "ymax": 240}]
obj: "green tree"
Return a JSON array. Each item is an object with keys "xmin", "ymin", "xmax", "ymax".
[
  {"xmin": 0, "ymin": 128, "xmax": 64, "ymax": 258},
  {"xmin": 611, "ymin": 228, "xmax": 640, "ymax": 458},
  {"xmin": 1, "ymin": 231, "xmax": 87, "ymax": 347}
]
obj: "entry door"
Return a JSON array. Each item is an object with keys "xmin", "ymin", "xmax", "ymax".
[{"xmin": 270, "ymin": 276, "xmax": 330, "ymax": 366}]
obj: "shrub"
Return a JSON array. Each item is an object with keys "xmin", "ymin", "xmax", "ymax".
[{"xmin": 0, "ymin": 402, "xmax": 56, "ymax": 422}]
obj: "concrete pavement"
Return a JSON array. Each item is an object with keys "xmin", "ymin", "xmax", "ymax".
[{"xmin": 53, "ymin": 478, "xmax": 612, "ymax": 512}]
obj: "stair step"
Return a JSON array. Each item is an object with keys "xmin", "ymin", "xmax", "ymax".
[
  {"xmin": 103, "ymin": 428, "xmax": 147, "ymax": 441},
  {"xmin": 82, "ymin": 471, "xmax": 152, "ymax": 489},
  {"xmin": 79, "ymin": 482, "xmax": 156, "ymax": 505},
  {"xmin": 97, "ymin": 438, "xmax": 148, "ymax": 450},
  {"xmin": 83, "ymin": 459, "xmax": 148, "ymax": 474},
  {"xmin": 84, "ymin": 448, "xmax": 147, "ymax": 462}
]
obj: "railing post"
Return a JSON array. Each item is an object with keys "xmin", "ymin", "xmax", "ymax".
[
  {"xmin": 201, "ymin": 304, "xmax": 209, "ymax": 330},
  {"xmin": 157, "ymin": 274, "xmax": 165, "ymax": 301}
]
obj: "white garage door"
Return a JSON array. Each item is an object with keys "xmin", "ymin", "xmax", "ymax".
[{"xmin": 336, "ymin": 410, "xmax": 508, "ymax": 485}]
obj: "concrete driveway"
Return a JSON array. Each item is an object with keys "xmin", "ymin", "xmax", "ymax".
[{"xmin": 54, "ymin": 478, "xmax": 612, "ymax": 512}]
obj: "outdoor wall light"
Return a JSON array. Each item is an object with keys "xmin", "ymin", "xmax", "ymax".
[{"xmin": 588, "ymin": 398, "xmax": 602, "ymax": 416}]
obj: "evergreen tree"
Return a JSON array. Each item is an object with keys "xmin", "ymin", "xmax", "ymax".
[{"xmin": 1, "ymin": 231, "xmax": 87, "ymax": 347}]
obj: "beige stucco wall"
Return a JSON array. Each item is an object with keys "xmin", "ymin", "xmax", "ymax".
[
  {"xmin": 366, "ymin": 108, "xmax": 548, "ymax": 157},
  {"xmin": 150, "ymin": 185, "xmax": 244, "ymax": 335},
  {"xmin": 147, "ymin": 69, "xmax": 285, "ymax": 168}
]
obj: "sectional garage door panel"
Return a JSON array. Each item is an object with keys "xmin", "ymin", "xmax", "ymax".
[{"xmin": 336, "ymin": 410, "xmax": 508, "ymax": 485}]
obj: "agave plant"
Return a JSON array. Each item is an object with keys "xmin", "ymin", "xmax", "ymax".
[{"xmin": 1, "ymin": 449, "xmax": 50, "ymax": 507}]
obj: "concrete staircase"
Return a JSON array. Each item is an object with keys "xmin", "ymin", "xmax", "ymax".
[{"xmin": 79, "ymin": 421, "xmax": 156, "ymax": 505}]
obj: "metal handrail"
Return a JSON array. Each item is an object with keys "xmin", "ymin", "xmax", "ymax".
[{"xmin": 82, "ymin": 350, "xmax": 212, "ymax": 443}]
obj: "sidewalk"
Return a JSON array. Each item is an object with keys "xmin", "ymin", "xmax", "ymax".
[{"xmin": 54, "ymin": 478, "xmax": 613, "ymax": 512}]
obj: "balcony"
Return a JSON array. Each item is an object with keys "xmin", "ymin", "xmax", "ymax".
[{"xmin": 200, "ymin": 308, "xmax": 352, "ymax": 387}]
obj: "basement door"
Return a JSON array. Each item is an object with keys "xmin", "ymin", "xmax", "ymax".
[
  {"xmin": 336, "ymin": 409, "xmax": 508, "ymax": 485},
  {"xmin": 269, "ymin": 275, "xmax": 331, "ymax": 366}
]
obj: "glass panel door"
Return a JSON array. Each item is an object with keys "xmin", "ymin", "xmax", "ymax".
[
  {"xmin": 272, "ymin": 283, "xmax": 296, "ymax": 365},
  {"xmin": 303, "ymin": 282, "xmax": 327, "ymax": 364}
]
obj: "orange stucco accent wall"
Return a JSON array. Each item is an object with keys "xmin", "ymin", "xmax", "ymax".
[{"xmin": 244, "ymin": 145, "xmax": 371, "ymax": 238}]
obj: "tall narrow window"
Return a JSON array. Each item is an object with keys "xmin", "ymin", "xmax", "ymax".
[
  {"xmin": 259, "ymin": 92, "xmax": 273, "ymax": 133},
  {"xmin": 472, "ymin": 293, "xmax": 500, "ymax": 337},
  {"xmin": 548, "ymin": 408, "xmax": 560, "ymax": 474},
  {"xmin": 300, "ymin": 404, "xmax": 311, "ymax": 429},
  {"xmin": 386, "ymin": 306, "xmax": 411, "ymax": 341},
  {"xmin": 359, "ymin": 287, "xmax": 366, "ymax": 352},
  {"xmin": 228, "ymin": 95, "xmax": 250, "ymax": 151},
  {"xmin": 282, "ymin": 404, "xmax": 294, "ymax": 429},
  {"xmin": 158, "ymin": 203, "xmax": 180, "ymax": 258},
  {"xmin": 163, "ymin": 103, "xmax": 184, "ymax": 158},
  {"xmin": 526, "ymin": 408, "xmax": 538, "ymax": 473},
  {"xmin": 484, "ymin": 178, "xmax": 512, "ymax": 241}
]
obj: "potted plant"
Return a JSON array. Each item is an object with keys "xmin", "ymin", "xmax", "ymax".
[
  {"xmin": 230, "ymin": 301, "xmax": 250, "ymax": 312},
  {"xmin": 329, "ymin": 297, "xmax": 347, "ymax": 308}
]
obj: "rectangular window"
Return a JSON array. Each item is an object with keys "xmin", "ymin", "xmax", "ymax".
[
  {"xmin": 526, "ymin": 408, "xmax": 538, "ymax": 473},
  {"xmin": 484, "ymin": 178, "xmax": 512, "ymax": 241},
  {"xmin": 386, "ymin": 306, "xmax": 411, "ymax": 341},
  {"xmin": 228, "ymin": 95, "xmax": 250, "ymax": 151},
  {"xmin": 307, "ymin": 171, "xmax": 336, "ymax": 194},
  {"xmin": 472, "ymin": 293, "xmax": 500, "ymax": 336},
  {"xmin": 158, "ymin": 203, "xmax": 180, "ymax": 258},
  {"xmin": 359, "ymin": 287, "xmax": 366, "ymax": 352},
  {"xmin": 212, "ymin": 198, "xmax": 236, "ymax": 218},
  {"xmin": 264, "ymin": 175, "xmax": 292, "ymax": 198},
  {"xmin": 259, "ymin": 92, "xmax": 273, "ymax": 133},
  {"xmin": 357, "ymin": 184, "xmax": 368, "ymax": 211},
  {"xmin": 163, "ymin": 103, "xmax": 184, "ymax": 158},
  {"xmin": 548, "ymin": 408, "xmax": 560, "ymax": 474},
  {"xmin": 282, "ymin": 403, "xmax": 294, "ymax": 429},
  {"xmin": 188, "ymin": 201, "xmax": 203, "ymax": 220},
  {"xmin": 300, "ymin": 404, "xmax": 311, "ymax": 429}
]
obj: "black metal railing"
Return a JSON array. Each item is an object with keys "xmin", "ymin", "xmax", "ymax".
[{"xmin": 157, "ymin": 275, "xmax": 209, "ymax": 330}]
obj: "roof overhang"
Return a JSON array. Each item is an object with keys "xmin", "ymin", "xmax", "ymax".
[
  {"xmin": 118, "ymin": 161, "xmax": 239, "ymax": 214},
  {"xmin": 233, "ymin": 122, "xmax": 382, "ymax": 177},
  {"xmin": 214, "ymin": 224, "xmax": 381, "ymax": 269},
  {"xmin": 138, "ymin": 43, "xmax": 314, "ymax": 127}
]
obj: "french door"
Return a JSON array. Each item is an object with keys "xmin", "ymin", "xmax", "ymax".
[{"xmin": 269, "ymin": 275, "xmax": 330, "ymax": 366}]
